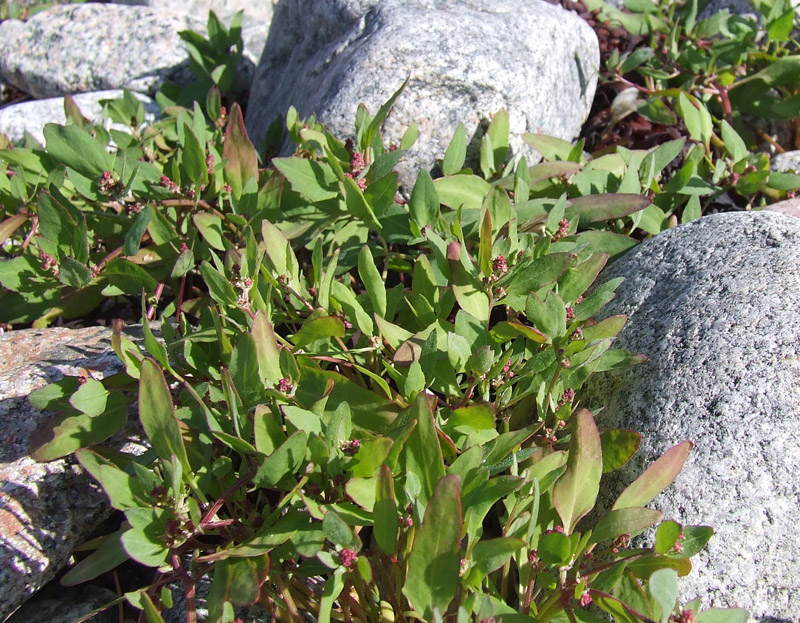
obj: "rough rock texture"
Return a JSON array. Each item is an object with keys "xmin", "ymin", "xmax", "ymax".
[
  {"xmin": 0, "ymin": 4, "xmax": 208, "ymax": 98},
  {"xmin": 112, "ymin": 0, "xmax": 277, "ymax": 60},
  {"xmin": 0, "ymin": 90, "xmax": 160, "ymax": 144},
  {"xmin": 246, "ymin": 0, "xmax": 599, "ymax": 189},
  {"xmin": 0, "ymin": 325, "xmax": 146, "ymax": 621},
  {"xmin": 581, "ymin": 212, "xmax": 800, "ymax": 621},
  {"xmin": 6, "ymin": 585, "xmax": 117, "ymax": 623},
  {"xmin": 772, "ymin": 150, "xmax": 800, "ymax": 173}
]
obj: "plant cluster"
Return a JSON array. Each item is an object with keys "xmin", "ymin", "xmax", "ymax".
[
  {"xmin": 0, "ymin": 4, "xmax": 771, "ymax": 623},
  {"xmin": 565, "ymin": 0, "xmax": 800, "ymax": 226}
]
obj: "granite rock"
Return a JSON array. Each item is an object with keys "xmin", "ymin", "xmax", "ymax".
[
  {"xmin": 0, "ymin": 325, "xmax": 147, "ymax": 621},
  {"xmin": 581, "ymin": 211, "xmax": 800, "ymax": 621},
  {"xmin": 771, "ymin": 150, "xmax": 800, "ymax": 173},
  {"xmin": 245, "ymin": 0, "xmax": 599, "ymax": 190},
  {"xmin": 0, "ymin": 4, "xmax": 226, "ymax": 98},
  {"xmin": 0, "ymin": 90, "xmax": 160, "ymax": 144},
  {"xmin": 6, "ymin": 585, "xmax": 117, "ymax": 623},
  {"xmin": 111, "ymin": 0, "xmax": 277, "ymax": 60}
]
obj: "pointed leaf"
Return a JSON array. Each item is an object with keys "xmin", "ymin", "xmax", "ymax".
[
  {"xmin": 139, "ymin": 358, "xmax": 190, "ymax": 471},
  {"xmin": 409, "ymin": 169, "xmax": 440, "ymax": 229},
  {"xmin": 589, "ymin": 507, "xmax": 663, "ymax": 545},
  {"xmin": 375, "ymin": 465, "xmax": 398, "ymax": 555},
  {"xmin": 222, "ymin": 102, "xmax": 258, "ymax": 199},
  {"xmin": 358, "ymin": 245, "xmax": 386, "ymax": 317},
  {"xmin": 613, "ymin": 441, "xmax": 693, "ymax": 510},
  {"xmin": 566, "ymin": 194, "xmax": 651, "ymax": 225},
  {"xmin": 252, "ymin": 311, "xmax": 283, "ymax": 386},
  {"xmin": 404, "ymin": 392, "xmax": 445, "ymax": 507},
  {"xmin": 553, "ymin": 409, "xmax": 603, "ymax": 534},
  {"xmin": 442, "ymin": 123, "xmax": 467, "ymax": 175},
  {"xmin": 403, "ymin": 474, "xmax": 462, "ymax": 621},
  {"xmin": 292, "ymin": 315, "xmax": 346, "ymax": 348}
]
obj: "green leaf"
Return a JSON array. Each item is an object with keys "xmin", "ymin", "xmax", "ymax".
[
  {"xmin": 363, "ymin": 77, "xmax": 408, "ymax": 152},
  {"xmin": 448, "ymin": 242, "xmax": 489, "ymax": 323},
  {"xmin": 566, "ymin": 194, "xmax": 650, "ymax": 225},
  {"xmin": 323, "ymin": 508, "xmax": 354, "ymax": 548},
  {"xmin": 253, "ymin": 431, "xmax": 308, "ymax": 489},
  {"xmin": 589, "ymin": 507, "xmax": 663, "ymax": 545},
  {"xmin": 252, "ymin": 311, "xmax": 283, "ymax": 386},
  {"xmin": 613, "ymin": 441, "xmax": 693, "ymax": 510},
  {"xmin": 600, "ymin": 429, "xmax": 641, "ymax": 473},
  {"xmin": 409, "ymin": 169, "xmax": 440, "ymax": 229},
  {"xmin": 121, "ymin": 524, "xmax": 169, "ymax": 568},
  {"xmin": 59, "ymin": 258, "xmax": 92, "ymax": 288},
  {"xmin": 43, "ymin": 123, "xmax": 112, "ymax": 178},
  {"xmin": 649, "ymin": 568, "xmax": 678, "ymax": 623},
  {"xmin": 538, "ymin": 531, "xmax": 571, "ymax": 566},
  {"xmin": 199, "ymin": 261, "xmax": 238, "ymax": 307},
  {"xmin": 553, "ymin": 409, "xmax": 602, "ymax": 534},
  {"xmin": 222, "ymin": 102, "xmax": 259, "ymax": 199},
  {"xmin": 620, "ymin": 47, "xmax": 655, "ymax": 73},
  {"xmin": 207, "ymin": 554, "xmax": 269, "ymax": 622},
  {"xmin": 403, "ymin": 474, "xmax": 462, "ymax": 621},
  {"xmin": 374, "ymin": 465, "xmax": 398, "ymax": 555},
  {"xmin": 274, "ymin": 157, "xmax": 338, "ymax": 202},
  {"xmin": 676, "ymin": 93, "xmax": 712, "ymax": 148},
  {"xmin": 292, "ymin": 315, "xmax": 346, "ymax": 348},
  {"xmin": 102, "ymin": 258, "xmax": 158, "ymax": 296},
  {"xmin": 403, "ymin": 393, "xmax": 446, "ymax": 506},
  {"xmin": 719, "ymin": 120, "xmax": 747, "ymax": 163},
  {"xmin": 61, "ymin": 528, "xmax": 129, "ymax": 586},
  {"xmin": 559, "ymin": 253, "xmax": 608, "ymax": 305},
  {"xmin": 230, "ymin": 333, "xmax": 264, "ymax": 407},
  {"xmin": 433, "ymin": 175, "xmax": 492, "ymax": 211},
  {"xmin": 487, "ymin": 109, "xmax": 510, "ymax": 167},
  {"xmin": 525, "ymin": 290, "xmax": 566, "ymax": 341},
  {"xmin": 470, "ymin": 537, "xmax": 524, "ymax": 580},
  {"xmin": 69, "ymin": 378, "xmax": 108, "ymax": 417},
  {"xmin": 342, "ymin": 175, "xmax": 382, "ymax": 231},
  {"xmin": 358, "ymin": 245, "xmax": 386, "ymax": 317},
  {"xmin": 193, "ymin": 213, "xmax": 226, "ymax": 251},
  {"xmin": 181, "ymin": 122, "xmax": 207, "ymax": 187},
  {"xmin": 30, "ymin": 392, "xmax": 129, "ymax": 461},
  {"xmin": 655, "ymin": 520, "xmax": 682, "ymax": 555},
  {"xmin": 696, "ymin": 609, "xmax": 749, "ymax": 623},
  {"xmin": 139, "ymin": 359, "xmax": 190, "ymax": 472},
  {"xmin": 522, "ymin": 133, "xmax": 575, "ymax": 161},
  {"xmin": 442, "ymin": 123, "xmax": 467, "ymax": 175},
  {"xmin": 124, "ymin": 208, "xmax": 151, "ymax": 257}
]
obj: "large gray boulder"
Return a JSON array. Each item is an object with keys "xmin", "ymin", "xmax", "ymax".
[
  {"xmin": 0, "ymin": 90, "xmax": 160, "ymax": 144},
  {"xmin": 0, "ymin": 4, "xmax": 215, "ymax": 98},
  {"xmin": 245, "ymin": 0, "xmax": 599, "ymax": 189},
  {"xmin": 582, "ymin": 211, "xmax": 800, "ymax": 621},
  {"xmin": 0, "ymin": 325, "xmax": 146, "ymax": 620}
]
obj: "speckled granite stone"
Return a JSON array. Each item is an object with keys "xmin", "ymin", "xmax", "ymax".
[
  {"xmin": 581, "ymin": 212, "xmax": 800, "ymax": 621},
  {"xmin": 112, "ymin": 0, "xmax": 277, "ymax": 60},
  {"xmin": 245, "ymin": 0, "xmax": 599, "ymax": 190},
  {"xmin": 0, "ymin": 325, "xmax": 147, "ymax": 621},
  {"xmin": 0, "ymin": 4, "xmax": 208, "ymax": 98},
  {"xmin": 0, "ymin": 90, "xmax": 160, "ymax": 144}
]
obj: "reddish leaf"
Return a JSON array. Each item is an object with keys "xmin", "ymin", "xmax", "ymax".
[
  {"xmin": 613, "ymin": 441, "xmax": 693, "ymax": 511},
  {"xmin": 223, "ymin": 102, "xmax": 258, "ymax": 199}
]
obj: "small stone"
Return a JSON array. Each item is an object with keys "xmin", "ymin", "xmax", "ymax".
[{"xmin": 0, "ymin": 90, "xmax": 160, "ymax": 144}]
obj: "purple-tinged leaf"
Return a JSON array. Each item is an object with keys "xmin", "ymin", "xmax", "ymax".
[
  {"xmin": 613, "ymin": 441, "xmax": 693, "ymax": 511},
  {"xmin": 553, "ymin": 409, "xmax": 603, "ymax": 534},
  {"xmin": 566, "ymin": 193, "xmax": 651, "ymax": 225},
  {"xmin": 590, "ymin": 507, "xmax": 663, "ymax": 545},
  {"xmin": 139, "ymin": 358, "xmax": 190, "ymax": 472},
  {"xmin": 222, "ymin": 102, "xmax": 258, "ymax": 199}
]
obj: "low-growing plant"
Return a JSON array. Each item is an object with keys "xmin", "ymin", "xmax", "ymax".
[
  {"xmin": 567, "ymin": 0, "xmax": 800, "ymax": 225},
  {"xmin": 13, "ymin": 74, "xmax": 748, "ymax": 623}
]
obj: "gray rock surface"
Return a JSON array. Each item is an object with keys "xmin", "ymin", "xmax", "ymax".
[
  {"xmin": 0, "ymin": 90, "xmax": 160, "ymax": 144},
  {"xmin": 581, "ymin": 211, "xmax": 800, "ymax": 621},
  {"xmin": 245, "ymin": 0, "xmax": 599, "ymax": 190},
  {"xmin": 0, "ymin": 325, "xmax": 146, "ymax": 621},
  {"xmin": 6, "ymin": 585, "xmax": 117, "ymax": 623},
  {"xmin": 111, "ymin": 0, "xmax": 277, "ymax": 60},
  {"xmin": 772, "ymin": 150, "xmax": 800, "ymax": 173},
  {"xmin": 0, "ymin": 4, "xmax": 208, "ymax": 98}
]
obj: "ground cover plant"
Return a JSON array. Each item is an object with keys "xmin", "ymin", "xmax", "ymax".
[{"xmin": 2, "ymin": 1, "xmax": 798, "ymax": 621}]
